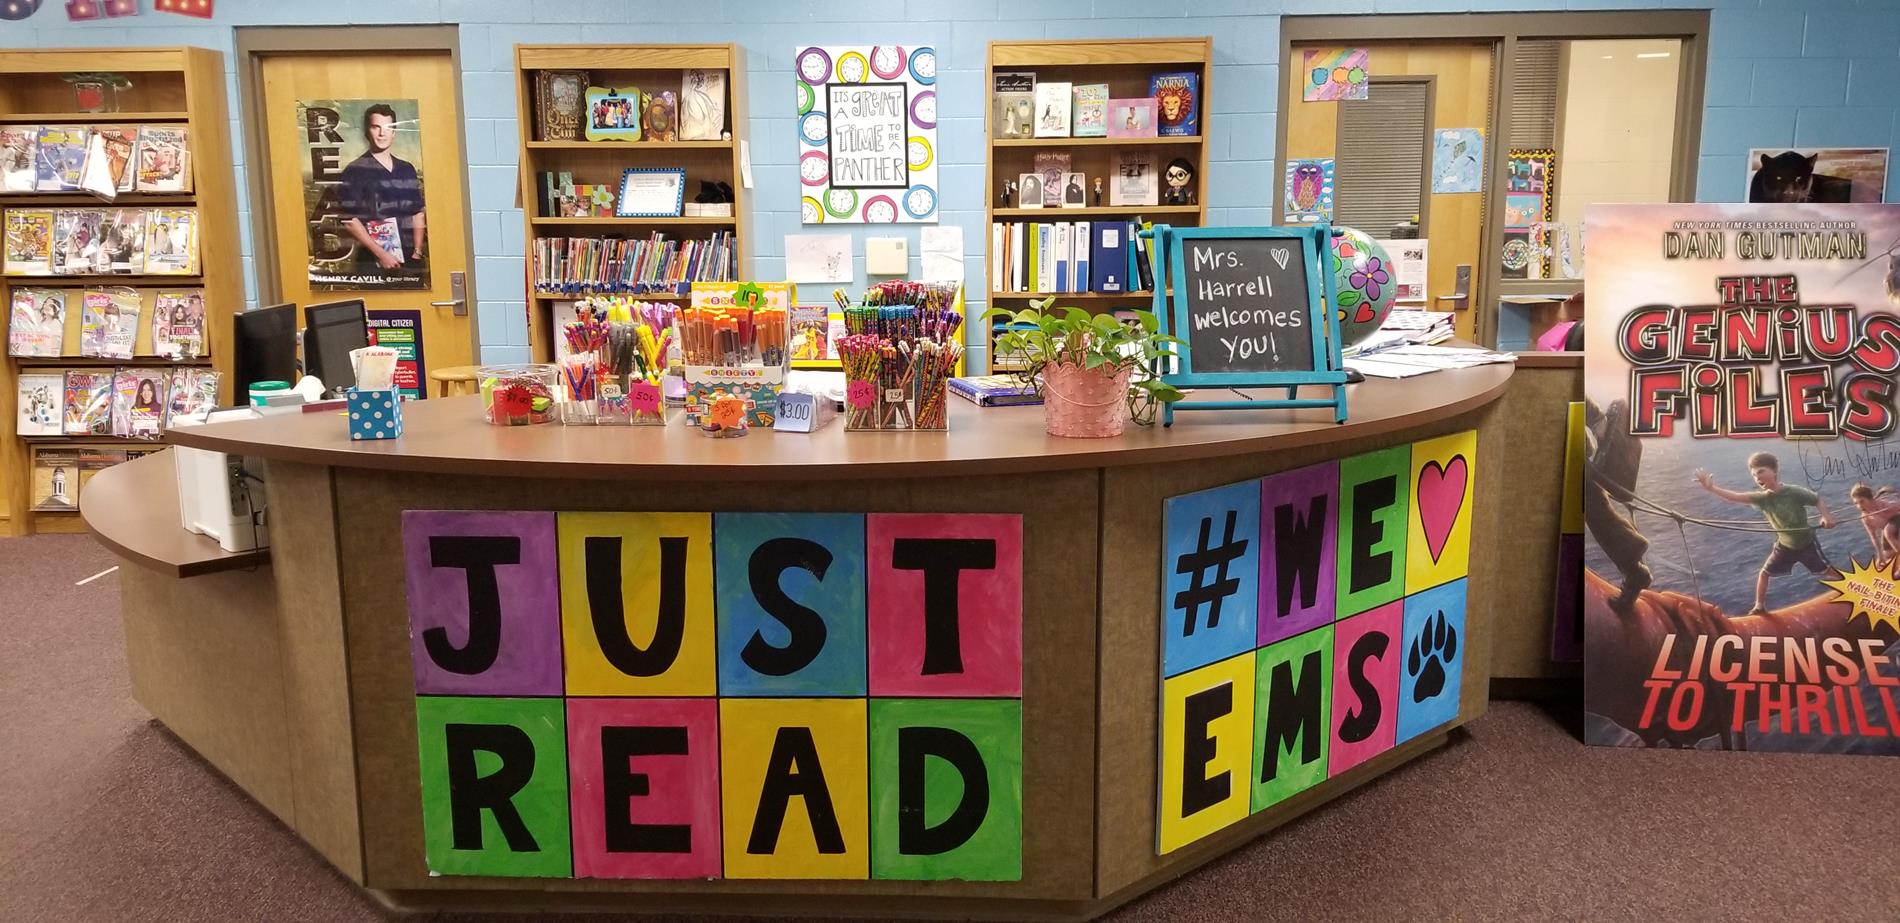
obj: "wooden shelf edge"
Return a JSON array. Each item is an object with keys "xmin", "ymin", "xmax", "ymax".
[
  {"xmin": 0, "ymin": 111, "xmax": 190, "ymax": 122},
  {"xmin": 11, "ymin": 357, "xmax": 213, "ymax": 367},
  {"xmin": 530, "ymin": 291, "xmax": 693, "ymax": 301},
  {"xmin": 529, "ymin": 216, "xmax": 736, "ymax": 226},
  {"xmin": 526, "ymin": 140, "xmax": 734, "ymax": 150},
  {"xmin": 992, "ymin": 205, "xmax": 1199, "ymax": 217},
  {"xmin": 992, "ymin": 135, "xmax": 1202, "ymax": 147}
]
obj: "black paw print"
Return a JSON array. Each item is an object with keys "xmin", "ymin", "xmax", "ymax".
[{"xmin": 1407, "ymin": 610, "xmax": 1458, "ymax": 703}]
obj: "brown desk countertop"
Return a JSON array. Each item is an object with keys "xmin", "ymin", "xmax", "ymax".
[
  {"xmin": 79, "ymin": 450, "xmax": 269, "ymax": 577},
  {"xmin": 163, "ymin": 364, "xmax": 1513, "ymax": 482}
]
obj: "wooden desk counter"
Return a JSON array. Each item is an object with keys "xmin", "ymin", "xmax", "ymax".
[
  {"xmin": 79, "ymin": 450, "xmax": 268, "ymax": 577},
  {"xmin": 87, "ymin": 364, "xmax": 1516, "ymax": 921}
]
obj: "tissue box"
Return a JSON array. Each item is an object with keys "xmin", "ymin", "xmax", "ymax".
[{"xmin": 347, "ymin": 388, "xmax": 404, "ymax": 440}]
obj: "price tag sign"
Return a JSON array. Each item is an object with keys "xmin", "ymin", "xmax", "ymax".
[{"xmin": 774, "ymin": 391, "xmax": 822, "ymax": 433}]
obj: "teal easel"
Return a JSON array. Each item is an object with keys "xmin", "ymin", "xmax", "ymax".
[{"xmin": 1142, "ymin": 223, "xmax": 1349, "ymax": 426}]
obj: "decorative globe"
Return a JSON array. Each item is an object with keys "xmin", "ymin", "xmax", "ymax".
[{"xmin": 1329, "ymin": 226, "xmax": 1397, "ymax": 348}]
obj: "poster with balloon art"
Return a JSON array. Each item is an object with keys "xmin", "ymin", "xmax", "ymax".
[{"xmin": 795, "ymin": 46, "xmax": 939, "ymax": 224}]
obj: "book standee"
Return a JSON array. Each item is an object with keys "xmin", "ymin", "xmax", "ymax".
[{"xmin": 1142, "ymin": 222, "xmax": 1348, "ymax": 426}]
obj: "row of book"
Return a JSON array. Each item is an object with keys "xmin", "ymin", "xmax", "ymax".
[
  {"xmin": 0, "ymin": 124, "xmax": 191, "ymax": 197},
  {"xmin": 992, "ymin": 71, "xmax": 1198, "ymax": 140},
  {"xmin": 9, "ymin": 286, "xmax": 205, "ymax": 359},
  {"xmin": 31, "ymin": 444, "xmax": 166, "ymax": 513},
  {"xmin": 531, "ymin": 231, "xmax": 737, "ymax": 296},
  {"xmin": 17, "ymin": 366, "xmax": 221, "ymax": 440},
  {"xmin": 3, "ymin": 206, "xmax": 201, "ymax": 276},
  {"xmin": 988, "ymin": 220, "xmax": 1157, "ymax": 296}
]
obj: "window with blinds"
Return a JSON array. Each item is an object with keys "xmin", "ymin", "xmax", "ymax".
[
  {"xmin": 1334, "ymin": 80, "xmax": 1430, "ymax": 236},
  {"xmin": 1510, "ymin": 40, "xmax": 1561, "ymax": 148}
]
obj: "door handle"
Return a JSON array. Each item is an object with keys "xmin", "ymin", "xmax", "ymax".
[{"xmin": 430, "ymin": 271, "xmax": 469, "ymax": 316}]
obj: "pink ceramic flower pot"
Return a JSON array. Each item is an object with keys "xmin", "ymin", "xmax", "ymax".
[{"xmin": 1041, "ymin": 362, "xmax": 1132, "ymax": 438}]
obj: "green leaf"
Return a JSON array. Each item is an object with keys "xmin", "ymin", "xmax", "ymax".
[
  {"xmin": 1133, "ymin": 309, "xmax": 1161, "ymax": 332},
  {"xmin": 1337, "ymin": 290, "xmax": 1362, "ymax": 308}
]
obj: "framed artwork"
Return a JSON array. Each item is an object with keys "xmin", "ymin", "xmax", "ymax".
[
  {"xmin": 1503, "ymin": 149, "xmax": 1557, "ymax": 279},
  {"xmin": 1746, "ymin": 147, "xmax": 1888, "ymax": 203},
  {"xmin": 616, "ymin": 168, "xmax": 686, "ymax": 218},
  {"xmin": 795, "ymin": 44, "xmax": 939, "ymax": 224}
]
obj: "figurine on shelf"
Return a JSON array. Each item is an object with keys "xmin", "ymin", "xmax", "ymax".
[
  {"xmin": 1163, "ymin": 157, "xmax": 1195, "ymax": 206},
  {"xmin": 1093, "ymin": 176, "xmax": 1104, "ymax": 206},
  {"xmin": 1000, "ymin": 180, "xmax": 1015, "ymax": 208}
]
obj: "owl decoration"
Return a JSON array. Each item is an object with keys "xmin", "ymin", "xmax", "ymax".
[{"xmin": 1291, "ymin": 162, "xmax": 1325, "ymax": 213}]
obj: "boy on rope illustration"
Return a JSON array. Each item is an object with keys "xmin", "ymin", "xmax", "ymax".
[
  {"xmin": 1849, "ymin": 483, "xmax": 1900, "ymax": 569},
  {"xmin": 1694, "ymin": 451, "xmax": 1836, "ymax": 615}
]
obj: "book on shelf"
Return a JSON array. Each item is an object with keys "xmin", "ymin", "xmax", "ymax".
[
  {"xmin": 31, "ymin": 448, "xmax": 81, "ymax": 512},
  {"xmin": 79, "ymin": 286, "xmax": 139, "ymax": 359},
  {"xmin": 62, "ymin": 369, "xmax": 113, "ymax": 436},
  {"xmin": 144, "ymin": 207, "xmax": 199, "ymax": 274},
  {"xmin": 1149, "ymin": 71, "xmax": 1199, "ymax": 137},
  {"xmin": 1032, "ymin": 152, "xmax": 1069, "ymax": 209},
  {"xmin": 531, "ymin": 230, "xmax": 736, "ymax": 295},
  {"xmin": 992, "ymin": 71, "xmax": 1035, "ymax": 140},
  {"xmin": 950, "ymin": 374, "xmax": 1042, "ymax": 407},
  {"xmin": 1072, "ymin": 84, "xmax": 1109, "ymax": 138},
  {"xmin": 16, "ymin": 371, "xmax": 66, "ymax": 436},
  {"xmin": 51, "ymin": 208, "xmax": 105, "ymax": 274},
  {"xmin": 678, "ymin": 68, "xmax": 727, "ymax": 142},
  {"xmin": 992, "ymin": 220, "xmax": 1132, "ymax": 295},
  {"xmin": 111, "ymin": 366, "xmax": 167, "ymax": 439},
  {"xmin": 9, "ymin": 286, "xmax": 66, "ymax": 357},
  {"xmin": 1033, "ymin": 81, "xmax": 1073, "ymax": 138},
  {"xmin": 4, "ymin": 209, "xmax": 55, "ymax": 275},
  {"xmin": 152, "ymin": 289, "xmax": 206, "ymax": 359},
  {"xmin": 1, "ymin": 126, "xmax": 36, "ymax": 192},
  {"xmin": 35, "ymin": 126, "xmax": 86, "ymax": 192},
  {"xmin": 134, "ymin": 125, "xmax": 191, "ymax": 193}
]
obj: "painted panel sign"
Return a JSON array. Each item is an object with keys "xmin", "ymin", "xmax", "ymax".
[
  {"xmin": 795, "ymin": 45, "xmax": 939, "ymax": 224},
  {"xmin": 402, "ymin": 511, "xmax": 1023, "ymax": 880},
  {"xmin": 1157, "ymin": 432, "xmax": 1476, "ymax": 853}
]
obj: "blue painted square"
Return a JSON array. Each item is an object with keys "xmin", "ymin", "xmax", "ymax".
[
  {"xmin": 1162, "ymin": 480, "xmax": 1262, "ymax": 678},
  {"xmin": 1395, "ymin": 578, "xmax": 1466, "ymax": 744},
  {"xmin": 347, "ymin": 389, "xmax": 404, "ymax": 441},
  {"xmin": 714, "ymin": 513, "xmax": 867, "ymax": 696}
]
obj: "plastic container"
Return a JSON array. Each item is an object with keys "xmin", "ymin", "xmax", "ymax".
[
  {"xmin": 478, "ymin": 364, "xmax": 560, "ymax": 426},
  {"xmin": 247, "ymin": 380, "xmax": 291, "ymax": 407}
]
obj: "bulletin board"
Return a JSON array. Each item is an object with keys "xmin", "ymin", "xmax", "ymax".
[{"xmin": 795, "ymin": 45, "xmax": 939, "ymax": 224}]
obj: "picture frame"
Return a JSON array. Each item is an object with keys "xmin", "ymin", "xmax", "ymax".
[
  {"xmin": 616, "ymin": 167, "xmax": 686, "ymax": 218},
  {"xmin": 1016, "ymin": 172, "xmax": 1045, "ymax": 209},
  {"xmin": 1107, "ymin": 98, "xmax": 1158, "ymax": 138},
  {"xmin": 1060, "ymin": 172, "xmax": 1087, "ymax": 208},
  {"xmin": 534, "ymin": 70, "xmax": 587, "ymax": 142}
]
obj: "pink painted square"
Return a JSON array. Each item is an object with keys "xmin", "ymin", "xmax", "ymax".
[
  {"xmin": 866, "ymin": 513, "xmax": 1023, "ymax": 697},
  {"xmin": 1328, "ymin": 602, "xmax": 1401, "ymax": 777},
  {"xmin": 567, "ymin": 698, "xmax": 722, "ymax": 879}
]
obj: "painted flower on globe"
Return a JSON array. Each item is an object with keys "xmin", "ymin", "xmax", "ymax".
[{"xmin": 1351, "ymin": 257, "xmax": 1390, "ymax": 303}]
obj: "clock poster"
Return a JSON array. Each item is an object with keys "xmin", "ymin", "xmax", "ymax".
[{"xmin": 794, "ymin": 45, "xmax": 939, "ymax": 224}]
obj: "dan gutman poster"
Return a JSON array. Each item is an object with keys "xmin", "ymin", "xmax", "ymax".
[
  {"xmin": 298, "ymin": 99, "xmax": 430, "ymax": 291},
  {"xmin": 1583, "ymin": 204, "xmax": 1900, "ymax": 755}
]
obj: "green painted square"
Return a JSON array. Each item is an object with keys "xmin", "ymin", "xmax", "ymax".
[
  {"xmin": 1252, "ymin": 626, "xmax": 1332, "ymax": 812},
  {"xmin": 1336, "ymin": 444, "xmax": 1411, "ymax": 616},
  {"xmin": 415, "ymin": 696, "xmax": 571, "ymax": 877},
  {"xmin": 868, "ymin": 698, "xmax": 1022, "ymax": 881}
]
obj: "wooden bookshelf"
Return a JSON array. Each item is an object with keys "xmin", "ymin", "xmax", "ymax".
[
  {"xmin": 512, "ymin": 44, "xmax": 748, "ymax": 362},
  {"xmin": 983, "ymin": 38, "xmax": 1213, "ymax": 369},
  {"xmin": 0, "ymin": 47, "xmax": 241, "ymax": 536}
]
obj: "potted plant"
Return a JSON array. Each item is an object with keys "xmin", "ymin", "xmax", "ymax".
[{"xmin": 984, "ymin": 299, "xmax": 1184, "ymax": 437}]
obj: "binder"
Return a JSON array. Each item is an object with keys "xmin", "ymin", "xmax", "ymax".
[
  {"xmin": 1091, "ymin": 221, "xmax": 1125, "ymax": 293},
  {"xmin": 1073, "ymin": 221, "xmax": 1090, "ymax": 293},
  {"xmin": 991, "ymin": 222, "xmax": 1005, "ymax": 294},
  {"xmin": 1054, "ymin": 222, "xmax": 1070, "ymax": 294},
  {"xmin": 1027, "ymin": 222, "xmax": 1040, "ymax": 293}
]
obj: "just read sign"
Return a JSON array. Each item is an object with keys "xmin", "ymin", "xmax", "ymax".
[{"xmin": 401, "ymin": 511, "xmax": 1023, "ymax": 881}]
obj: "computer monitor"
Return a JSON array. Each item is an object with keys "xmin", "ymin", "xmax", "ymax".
[
  {"xmin": 303, "ymin": 299, "xmax": 370, "ymax": 396},
  {"xmin": 233, "ymin": 303, "xmax": 299, "ymax": 394}
]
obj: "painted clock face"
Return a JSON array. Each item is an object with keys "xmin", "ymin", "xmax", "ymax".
[
  {"xmin": 837, "ymin": 51, "xmax": 868, "ymax": 84},
  {"xmin": 903, "ymin": 185, "xmax": 936, "ymax": 219},
  {"xmin": 863, "ymin": 195, "xmax": 899, "ymax": 223},
  {"xmin": 909, "ymin": 47, "xmax": 937, "ymax": 85},
  {"xmin": 825, "ymin": 188, "xmax": 860, "ymax": 219},
  {"xmin": 907, "ymin": 136, "xmax": 933, "ymax": 171},
  {"xmin": 799, "ymin": 111, "xmax": 829, "ymax": 145},
  {"xmin": 870, "ymin": 46, "xmax": 907, "ymax": 80},
  {"xmin": 796, "ymin": 48, "xmax": 831, "ymax": 85},
  {"xmin": 910, "ymin": 91, "xmax": 936, "ymax": 129},
  {"xmin": 799, "ymin": 151, "xmax": 830, "ymax": 186},
  {"xmin": 796, "ymin": 80, "xmax": 815, "ymax": 115},
  {"xmin": 802, "ymin": 197, "xmax": 824, "ymax": 224}
]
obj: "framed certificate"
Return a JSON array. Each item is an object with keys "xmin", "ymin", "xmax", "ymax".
[{"xmin": 616, "ymin": 167, "xmax": 686, "ymax": 218}]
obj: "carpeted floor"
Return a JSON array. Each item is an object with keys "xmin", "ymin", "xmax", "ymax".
[{"xmin": 3, "ymin": 533, "xmax": 1897, "ymax": 922}]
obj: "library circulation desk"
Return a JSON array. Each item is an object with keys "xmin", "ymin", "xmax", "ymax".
[{"xmin": 83, "ymin": 364, "xmax": 1511, "ymax": 920}]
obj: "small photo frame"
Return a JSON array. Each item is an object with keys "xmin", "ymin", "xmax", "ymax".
[
  {"xmin": 1016, "ymin": 172, "xmax": 1045, "ymax": 209},
  {"xmin": 617, "ymin": 168, "xmax": 686, "ymax": 218},
  {"xmin": 585, "ymin": 85, "xmax": 643, "ymax": 142},
  {"xmin": 1107, "ymin": 98, "xmax": 1157, "ymax": 138},
  {"xmin": 1060, "ymin": 172, "xmax": 1088, "ymax": 208}
]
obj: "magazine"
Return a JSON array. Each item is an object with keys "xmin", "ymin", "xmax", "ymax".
[
  {"xmin": 99, "ymin": 207, "xmax": 144, "ymax": 274},
  {"xmin": 31, "ymin": 448, "xmax": 81, "ymax": 512},
  {"xmin": 51, "ymin": 209, "xmax": 107, "ymax": 275},
  {"xmin": 111, "ymin": 367, "xmax": 167, "ymax": 439},
  {"xmin": 0, "ymin": 126, "xmax": 37, "ymax": 192},
  {"xmin": 153, "ymin": 289, "xmax": 205, "ymax": 359},
  {"xmin": 16, "ymin": 371, "xmax": 65, "ymax": 436},
  {"xmin": 34, "ymin": 126, "xmax": 86, "ymax": 192},
  {"xmin": 144, "ymin": 208, "xmax": 199, "ymax": 275},
  {"xmin": 79, "ymin": 286, "xmax": 139, "ymax": 359},
  {"xmin": 62, "ymin": 369, "xmax": 112, "ymax": 435},
  {"xmin": 3, "ymin": 209, "xmax": 54, "ymax": 275},
  {"xmin": 134, "ymin": 125, "xmax": 190, "ymax": 193},
  {"xmin": 166, "ymin": 367, "xmax": 221, "ymax": 425},
  {"xmin": 8, "ymin": 287, "xmax": 65, "ymax": 357}
]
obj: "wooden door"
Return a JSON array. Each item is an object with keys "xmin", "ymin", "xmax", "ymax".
[
  {"xmin": 257, "ymin": 51, "xmax": 476, "ymax": 385},
  {"xmin": 1284, "ymin": 42, "xmax": 1494, "ymax": 342}
]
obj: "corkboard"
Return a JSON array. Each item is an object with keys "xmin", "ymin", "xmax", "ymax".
[
  {"xmin": 332, "ymin": 466, "xmax": 1100, "ymax": 903},
  {"xmin": 1094, "ymin": 404, "xmax": 1502, "ymax": 895},
  {"xmin": 1481, "ymin": 364, "xmax": 1583, "ymax": 682}
]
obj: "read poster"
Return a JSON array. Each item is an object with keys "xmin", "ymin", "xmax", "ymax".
[
  {"xmin": 1583, "ymin": 204, "xmax": 1900, "ymax": 755},
  {"xmin": 297, "ymin": 98, "xmax": 431, "ymax": 291}
]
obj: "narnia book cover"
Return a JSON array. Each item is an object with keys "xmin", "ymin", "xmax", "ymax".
[{"xmin": 1583, "ymin": 203, "xmax": 1900, "ymax": 755}]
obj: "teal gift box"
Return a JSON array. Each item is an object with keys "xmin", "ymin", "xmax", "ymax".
[{"xmin": 347, "ymin": 388, "xmax": 404, "ymax": 440}]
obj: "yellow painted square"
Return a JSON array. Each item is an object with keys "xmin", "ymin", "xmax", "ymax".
[
  {"xmin": 1560, "ymin": 403, "xmax": 1585, "ymax": 535},
  {"xmin": 1157, "ymin": 651, "xmax": 1255, "ymax": 854},
  {"xmin": 1406, "ymin": 430, "xmax": 1478, "ymax": 595},
  {"xmin": 720, "ymin": 698, "xmax": 869, "ymax": 879},
  {"xmin": 558, "ymin": 512, "xmax": 717, "ymax": 696}
]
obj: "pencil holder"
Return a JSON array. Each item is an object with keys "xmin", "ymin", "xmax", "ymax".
[
  {"xmin": 346, "ymin": 388, "xmax": 404, "ymax": 441},
  {"xmin": 595, "ymin": 375, "xmax": 670, "ymax": 425}
]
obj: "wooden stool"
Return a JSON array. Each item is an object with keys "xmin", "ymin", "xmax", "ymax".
[{"xmin": 429, "ymin": 365, "xmax": 482, "ymax": 398}]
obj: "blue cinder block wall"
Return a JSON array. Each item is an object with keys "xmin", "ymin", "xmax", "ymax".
[{"xmin": 9, "ymin": 0, "xmax": 1896, "ymax": 365}]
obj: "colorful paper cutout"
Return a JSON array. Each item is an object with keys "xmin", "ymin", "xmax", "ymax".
[
  {"xmin": 715, "ymin": 513, "xmax": 868, "ymax": 697},
  {"xmin": 1283, "ymin": 158, "xmax": 1335, "ymax": 223},
  {"xmin": 1163, "ymin": 480, "xmax": 1262, "ymax": 677},
  {"xmin": 1336, "ymin": 445, "xmax": 1411, "ymax": 618},
  {"xmin": 866, "ymin": 513, "xmax": 1023, "ymax": 697},
  {"xmin": 1252, "ymin": 626, "xmax": 1332, "ymax": 811},
  {"xmin": 1157, "ymin": 651, "xmax": 1255, "ymax": 854},
  {"xmin": 566, "ymin": 697, "xmax": 722, "ymax": 879},
  {"xmin": 1302, "ymin": 48, "xmax": 1370, "ymax": 102},
  {"xmin": 719, "ymin": 697, "xmax": 869, "ymax": 879},
  {"xmin": 1259, "ymin": 461, "xmax": 1339, "ymax": 647},
  {"xmin": 1396, "ymin": 579, "xmax": 1466, "ymax": 744},
  {"xmin": 1406, "ymin": 429, "xmax": 1476, "ymax": 595},
  {"xmin": 1431, "ymin": 128, "xmax": 1483, "ymax": 194},
  {"xmin": 1327, "ymin": 602, "xmax": 1401, "ymax": 777},
  {"xmin": 557, "ymin": 512, "xmax": 719, "ymax": 697},
  {"xmin": 403, "ymin": 511, "xmax": 564, "ymax": 696},
  {"xmin": 416, "ymin": 696, "xmax": 572, "ymax": 878},
  {"xmin": 868, "ymin": 698, "xmax": 1023, "ymax": 881}
]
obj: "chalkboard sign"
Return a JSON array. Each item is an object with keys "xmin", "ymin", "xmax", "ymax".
[{"xmin": 1146, "ymin": 223, "xmax": 1348, "ymax": 425}]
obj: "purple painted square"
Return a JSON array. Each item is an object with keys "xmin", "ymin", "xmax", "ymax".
[
  {"xmin": 403, "ymin": 511, "xmax": 563, "ymax": 695},
  {"xmin": 1258, "ymin": 461, "xmax": 1340, "ymax": 646}
]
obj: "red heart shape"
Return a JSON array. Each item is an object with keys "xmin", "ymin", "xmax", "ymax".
[
  {"xmin": 1416, "ymin": 455, "xmax": 1468, "ymax": 562},
  {"xmin": 1354, "ymin": 303, "xmax": 1377, "ymax": 323}
]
